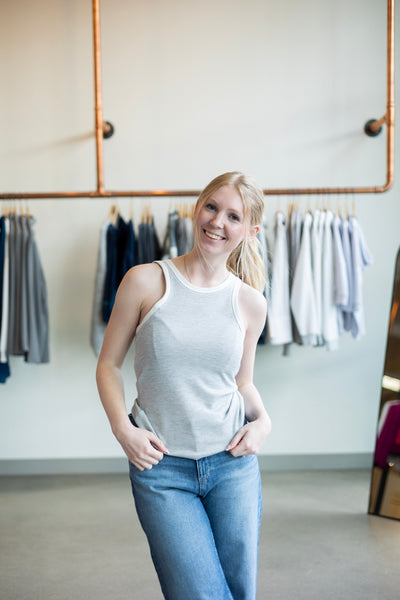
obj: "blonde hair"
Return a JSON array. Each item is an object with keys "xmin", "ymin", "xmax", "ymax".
[{"xmin": 193, "ymin": 172, "xmax": 266, "ymax": 293}]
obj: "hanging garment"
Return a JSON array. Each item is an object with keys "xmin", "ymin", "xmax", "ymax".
[
  {"xmin": 150, "ymin": 220, "xmax": 162, "ymax": 262},
  {"xmin": 0, "ymin": 216, "xmax": 4, "ymax": 331},
  {"xmin": 311, "ymin": 209, "xmax": 325, "ymax": 346},
  {"xmin": 321, "ymin": 210, "xmax": 339, "ymax": 350},
  {"xmin": 257, "ymin": 216, "xmax": 271, "ymax": 345},
  {"xmin": 102, "ymin": 215, "xmax": 137, "ymax": 323},
  {"xmin": 332, "ymin": 215, "xmax": 349, "ymax": 306},
  {"xmin": 163, "ymin": 210, "xmax": 178, "ymax": 259},
  {"xmin": 257, "ymin": 216, "xmax": 270, "ymax": 344},
  {"xmin": 162, "ymin": 209, "xmax": 194, "ymax": 258},
  {"xmin": 184, "ymin": 216, "xmax": 194, "ymax": 254},
  {"xmin": 0, "ymin": 216, "xmax": 10, "ymax": 382},
  {"xmin": 291, "ymin": 212, "xmax": 318, "ymax": 345},
  {"xmin": 102, "ymin": 220, "xmax": 119, "ymax": 323},
  {"xmin": 339, "ymin": 217, "xmax": 354, "ymax": 333},
  {"xmin": 7, "ymin": 214, "xmax": 38, "ymax": 360},
  {"xmin": 260, "ymin": 215, "xmax": 271, "ymax": 303},
  {"xmin": 90, "ymin": 219, "xmax": 110, "ymax": 357},
  {"xmin": 169, "ymin": 210, "xmax": 179, "ymax": 258},
  {"xmin": 137, "ymin": 221, "xmax": 148, "ymax": 265},
  {"xmin": 137, "ymin": 219, "xmax": 162, "ymax": 265},
  {"xmin": 20, "ymin": 215, "xmax": 30, "ymax": 356},
  {"xmin": 7, "ymin": 214, "xmax": 18, "ymax": 354},
  {"xmin": 24, "ymin": 216, "xmax": 49, "ymax": 363},
  {"xmin": 267, "ymin": 212, "xmax": 292, "ymax": 346},
  {"xmin": 176, "ymin": 214, "xmax": 187, "ymax": 257},
  {"xmin": 332, "ymin": 214, "xmax": 349, "ymax": 336},
  {"xmin": 338, "ymin": 216, "xmax": 373, "ymax": 338},
  {"xmin": 121, "ymin": 218, "xmax": 136, "ymax": 276},
  {"xmin": 288, "ymin": 208, "xmax": 302, "ymax": 275},
  {"xmin": 284, "ymin": 207, "xmax": 303, "ymax": 353},
  {"xmin": 347, "ymin": 216, "xmax": 373, "ymax": 339}
]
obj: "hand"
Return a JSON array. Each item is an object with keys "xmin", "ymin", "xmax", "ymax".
[
  {"xmin": 116, "ymin": 424, "xmax": 169, "ymax": 471},
  {"xmin": 226, "ymin": 418, "xmax": 271, "ymax": 458}
]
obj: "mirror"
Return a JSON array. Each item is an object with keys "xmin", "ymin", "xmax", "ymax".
[{"xmin": 368, "ymin": 247, "xmax": 400, "ymax": 520}]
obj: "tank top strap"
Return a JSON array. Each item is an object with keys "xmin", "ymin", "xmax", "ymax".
[
  {"xmin": 231, "ymin": 276, "xmax": 246, "ymax": 336},
  {"xmin": 154, "ymin": 260, "xmax": 170, "ymax": 287}
]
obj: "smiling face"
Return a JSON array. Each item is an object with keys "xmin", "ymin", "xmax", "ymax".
[
  {"xmin": 195, "ymin": 185, "xmax": 248, "ymax": 259},
  {"xmin": 192, "ymin": 172, "xmax": 265, "ymax": 289}
]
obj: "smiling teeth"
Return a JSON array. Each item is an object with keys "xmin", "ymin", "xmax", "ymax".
[{"xmin": 205, "ymin": 231, "xmax": 224, "ymax": 240}]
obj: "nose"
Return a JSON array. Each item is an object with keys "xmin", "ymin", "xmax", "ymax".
[{"xmin": 210, "ymin": 211, "xmax": 224, "ymax": 228}]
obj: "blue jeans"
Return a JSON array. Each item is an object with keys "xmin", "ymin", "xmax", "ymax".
[{"xmin": 129, "ymin": 448, "xmax": 262, "ymax": 600}]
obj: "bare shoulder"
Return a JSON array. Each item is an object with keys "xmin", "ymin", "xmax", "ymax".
[
  {"xmin": 122, "ymin": 262, "xmax": 164, "ymax": 295},
  {"xmin": 118, "ymin": 262, "xmax": 166, "ymax": 324},
  {"xmin": 238, "ymin": 282, "xmax": 267, "ymax": 332},
  {"xmin": 99, "ymin": 263, "xmax": 165, "ymax": 363}
]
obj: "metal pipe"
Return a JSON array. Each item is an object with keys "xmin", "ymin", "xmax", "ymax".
[
  {"xmin": 92, "ymin": 0, "xmax": 105, "ymax": 193},
  {"xmin": 371, "ymin": 115, "xmax": 387, "ymax": 132},
  {"xmin": 384, "ymin": 0, "xmax": 395, "ymax": 191},
  {"xmin": 365, "ymin": 114, "xmax": 386, "ymax": 136},
  {"xmin": 0, "ymin": 0, "xmax": 395, "ymax": 200}
]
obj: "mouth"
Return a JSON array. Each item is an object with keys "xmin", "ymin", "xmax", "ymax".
[{"xmin": 203, "ymin": 229, "xmax": 226, "ymax": 241}]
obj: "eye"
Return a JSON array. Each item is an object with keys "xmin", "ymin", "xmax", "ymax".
[
  {"xmin": 229, "ymin": 213, "xmax": 241, "ymax": 222},
  {"xmin": 205, "ymin": 203, "xmax": 216, "ymax": 211}
]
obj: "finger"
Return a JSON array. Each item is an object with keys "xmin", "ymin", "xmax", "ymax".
[
  {"xmin": 230, "ymin": 438, "xmax": 258, "ymax": 457},
  {"xmin": 226, "ymin": 428, "xmax": 246, "ymax": 451},
  {"xmin": 229, "ymin": 444, "xmax": 245, "ymax": 457},
  {"xmin": 132, "ymin": 454, "xmax": 161, "ymax": 471},
  {"xmin": 148, "ymin": 434, "xmax": 169, "ymax": 454}
]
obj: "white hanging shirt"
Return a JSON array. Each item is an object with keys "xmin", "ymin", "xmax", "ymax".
[
  {"xmin": 332, "ymin": 215, "xmax": 349, "ymax": 306},
  {"xmin": 332, "ymin": 214, "xmax": 349, "ymax": 335},
  {"xmin": 267, "ymin": 212, "xmax": 293, "ymax": 345},
  {"xmin": 291, "ymin": 212, "xmax": 318, "ymax": 345},
  {"xmin": 321, "ymin": 210, "xmax": 339, "ymax": 350},
  {"xmin": 348, "ymin": 216, "xmax": 373, "ymax": 339},
  {"xmin": 311, "ymin": 209, "xmax": 325, "ymax": 346}
]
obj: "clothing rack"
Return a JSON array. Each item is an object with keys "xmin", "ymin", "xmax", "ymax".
[{"xmin": 0, "ymin": 0, "xmax": 395, "ymax": 201}]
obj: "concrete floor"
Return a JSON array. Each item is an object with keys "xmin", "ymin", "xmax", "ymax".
[{"xmin": 1, "ymin": 469, "xmax": 399, "ymax": 600}]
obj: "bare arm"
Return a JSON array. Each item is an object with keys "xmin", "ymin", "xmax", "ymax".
[
  {"xmin": 226, "ymin": 285, "xmax": 272, "ymax": 456},
  {"xmin": 96, "ymin": 264, "xmax": 169, "ymax": 470}
]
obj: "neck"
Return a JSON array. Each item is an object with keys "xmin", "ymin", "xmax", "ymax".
[{"xmin": 183, "ymin": 249, "xmax": 229, "ymax": 287}]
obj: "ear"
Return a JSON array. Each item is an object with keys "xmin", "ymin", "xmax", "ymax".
[{"xmin": 247, "ymin": 224, "xmax": 260, "ymax": 241}]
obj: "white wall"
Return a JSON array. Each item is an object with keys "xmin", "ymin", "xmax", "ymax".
[{"xmin": 0, "ymin": 0, "xmax": 397, "ymax": 467}]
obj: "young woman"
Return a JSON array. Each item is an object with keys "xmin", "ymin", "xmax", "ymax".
[{"xmin": 96, "ymin": 172, "xmax": 272, "ymax": 600}]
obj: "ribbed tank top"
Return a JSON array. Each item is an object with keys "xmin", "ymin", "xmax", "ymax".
[{"xmin": 131, "ymin": 259, "xmax": 246, "ymax": 459}]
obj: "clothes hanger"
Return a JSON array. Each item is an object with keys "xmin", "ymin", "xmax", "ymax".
[{"xmin": 107, "ymin": 203, "xmax": 117, "ymax": 221}]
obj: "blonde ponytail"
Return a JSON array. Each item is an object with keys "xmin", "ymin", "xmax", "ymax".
[{"xmin": 227, "ymin": 233, "xmax": 266, "ymax": 293}]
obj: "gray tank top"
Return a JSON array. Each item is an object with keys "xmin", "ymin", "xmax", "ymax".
[{"xmin": 131, "ymin": 259, "xmax": 246, "ymax": 459}]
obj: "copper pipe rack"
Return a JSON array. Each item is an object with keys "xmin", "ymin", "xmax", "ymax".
[{"xmin": 0, "ymin": 0, "xmax": 395, "ymax": 200}]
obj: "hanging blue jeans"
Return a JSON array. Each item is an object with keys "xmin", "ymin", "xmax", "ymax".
[{"xmin": 129, "ymin": 447, "xmax": 262, "ymax": 600}]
